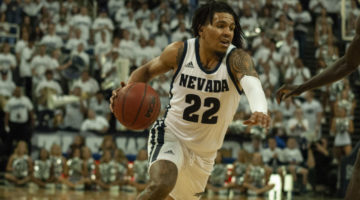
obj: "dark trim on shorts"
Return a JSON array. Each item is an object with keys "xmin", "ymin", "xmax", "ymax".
[{"xmin": 150, "ymin": 122, "xmax": 165, "ymax": 163}]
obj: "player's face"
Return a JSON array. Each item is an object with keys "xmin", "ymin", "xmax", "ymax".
[{"xmin": 200, "ymin": 12, "xmax": 235, "ymax": 54}]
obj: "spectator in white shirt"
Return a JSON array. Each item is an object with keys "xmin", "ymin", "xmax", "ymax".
[
  {"xmin": 30, "ymin": 44, "xmax": 52, "ymax": 84},
  {"xmin": 130, "ymin": 18, "xmax": 149, "ymax": 41},
  {"xmin": 0, "ymin": 70, "xmax": 15, "ymax": 104},
  {"xmin": 301, "ymin": 91, "xmax": 323, "ymax": 140},
  {"xmin": 72, "ymin": 70, "xmax": 99, "ymax": 98},
  {"xmin": 92, "ymin": 10, "xmax": 114, "ymax": 45},
  {"xmin": 19, "ymin": 39, "xmax": 35, "ymax": 98},
  {"xmin": 120, "ymin": 10, "xmax": 136, "ymax": 31},
  {"xmin": 114, "ymin": 0, "xmax": 133, "ymax": 25},
  {"xmin": 71, "ymin": 43, "xmax": 89, "ymax": 68},
  {"xmin": 35, "ymin": 69, "xmax": 62, "ymax": 111},
  {"xmin": 309, "ymin": 0, "xmax": 327, "ymax": 14},
  {"xmin": 107, "ymin": 0, "xmax": 124, "ymax": 18},
  {"xmin": 41, "ymin": 23, "xmax": 64, "ymax": 50},
  {"xmin": 143, "ymin": 12, "xmax": 159, "ymax": 36},
  {"xmin": 69, "ymin": 7, "xmax": 92, "ymax": 41},
  {"xmin": 135, "ymin": 3, "xmax": 151, "ymax": 20},
  {"xmin": 278, "ymin": 98, "xmax": 296, "ymax": 123},
  {"xmin": 289, "ymin": 3, "xmax": 312, "ymax": 59},
  {"xmin": 65, "ymin": 28, "xmax": 88, "ymax": 51},
  {"xmin": 95, "ymin": 31, "xmax": 112, "ymax": 71},
  {"xmin": 145, "ymin": 38, "xmax": 162, "ymax": 59},
  {"xmin": 55, "ymin": 18, "xmax": 70, "ymax": 41},
  {"xmin": 44, "ymin": 0, "xmax": 60, "ymax": 19},
  {"xmin": 171, "ymin": 22, "xmax": 191, "ymax": 42},
  {"xmin": 4, "ymin": 86, "xmax": 35, "ymax": 147},
  {"xmin": 119, "ymin": 30, "xmax": 136, "ymax": 63},
  {"xmin": 240, "ymin": 3, "xmax": 259, "ymax": 34},
  {"xmin": 89, "ymin": 91, "xmax": 110, "ymax": 120},
  {"xmin": 80, "ymin": 109, "xmax": 109, "ymax": 134},
  {"xmin": 15, "ymin": 31, "xmax": 29, "ymax": 64},
  {"xmin": 62, "ymin": 86, "xmax": 87, "ymax": 131},
  {"xmin": 282, "ymin": 138, "xmax": 308, "ymax": 191},
  {"xmin": 261, "ymin": 137, "xmax": 284, "ymax": 175},
  {"xmin": 285, "ymin": 58, "xmax": 310, "ymax": 85},
  {"xmin": 0, "ymin": 43, "xmax": 17, "ymax": 80},
  {"xmin": 287, "ymin": 108, "xmax": 309, "ymax": 139}
]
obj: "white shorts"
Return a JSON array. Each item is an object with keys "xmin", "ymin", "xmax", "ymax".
[{"xmin": 148, "ymin": 121, "xmax": 215, "ymax": 200}]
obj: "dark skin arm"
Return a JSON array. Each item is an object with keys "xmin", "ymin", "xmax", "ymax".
[
  {"xmin": 276, "ymin": 16, "xmax": 360, "ymax": 103},
  {"xmin": 229, "ymin": 49, "xmax": 270, "ymax": 129}
]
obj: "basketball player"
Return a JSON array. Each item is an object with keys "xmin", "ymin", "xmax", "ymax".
[
  {"xmin": 110, "ymin": 2, "xmax": 270, "ymax": 199},
  {"xmin": 276, "ymin": 16, "xmax": 360, "ymax": 200}
]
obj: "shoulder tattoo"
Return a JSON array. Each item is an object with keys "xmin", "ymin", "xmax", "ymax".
[
  {"xmin": 175, "ymin": 44, "xmax": 185, "ymax": 67},
  {"xmin": 229, "ymin": 49, "xmax": 258, "ymax": 79}
]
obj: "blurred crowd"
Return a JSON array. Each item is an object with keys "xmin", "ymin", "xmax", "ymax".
[{"xmin": 0, "ymin": 0, "xmax": 360, "ymax": 197}]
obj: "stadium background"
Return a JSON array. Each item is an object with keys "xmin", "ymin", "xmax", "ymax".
[{"xmin": 0, "ymin": 0, "xmax": 360, "ymax": 199}]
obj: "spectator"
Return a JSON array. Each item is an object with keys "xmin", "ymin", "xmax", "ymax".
[
  {"xmin": 120, "ymin": 10, "xmax": 137, "ymax": 31},
  {"xmin": 4, "ymin": 86, "xmax": 35, "ymax": 149},
  {"xmin": 49, "ymin": 143, "xmax": 66, "ymax": 182},
  {"xmin": 19, "ymin": 39, "xmax": 35, "ymax": 98},
  {"xmin": 287, "ymin": 107, "xmax": 309, "ymax": 139},
  {"xmin": 0, "ymin": 70, "xmax": 15, "ymax": 109},
  {"xmin": 229, "ymin": 150, "xmax": 249, "ymax": 192},
  {"xmin": 331, "ymin": 107, "xmax": 354, "ymax": 162},
  {"xmin": 95, "ymin": 150, "xmax": 122, "ymax": 190},
  {"xmin": 60, "ymin": 147, "xmax": 86, "ymax": 189},
  {"xmin": 94, "ymin": 31, "xmax": 111, "ymax": 71},
  {"xmin": 99, "ymin": 135, "xmax": 117, "ymax": 154},
  {"xmin": 62, "ymin": 86, "xmax": 87, "ymax": 131},
  {"xmin": 133, "ymin": 38, "xmax": 151, "ymax": 67},
  {"xmin": 81, "ymin": 146, "xmax": 96, "ymax": 187},
  {"xmin": 171, "ymin": 22, "xmax": 191, "ymax": 42},
  {"xmin": 15, "ymin": 31, "xmax": 29, "ymax": 64},
  {"xmin": 41, "ymin": 23, "xmax": 63, "ymax": 50},
  {"xmin": 113, "ymin": 148, "xmax": 128, "ymax": 188},
  {"xmin": 278, "ymin": 98, "xmax": 296, "ymax": 123},
  {"xmin": 302, "ymin": 91, "xmax": 323, "ymax": 135},
  {"xmin": 315, "ymin": 36, "xmax": 339, "ymax": 66},
  {"xmin": 92, "ymin": 10, "xmax": 114, "ymax": 45},
  {"xmin": 0, "ymin": 43, "xmax": 17, "ymax": 80},
  {"xmin": 80, "ymin": 109, "xmax": 109, "ymax": 134},
  {"xmin": 131, "ymin": 18, "xmax": 149, "ymax": 41},
  {"xmin": 309, "ymin": 0, "xmax": 327, "ymax": 15},
  {"xmin": 283, "ymin": 138, "xmax": 309, "ymax": 192},
  {"xmin": 22, "ymin": 0, "xmax": 44, "ymax": 20},
  {"xmin": 285, "ymin": 58, "xmax": 311, "ymax": 85},
  {"xmin": 143, "ymin": 12, "xmax": 159, "ymax": 36},
  {"xmin": 32, "ymin": 148, "xmax": 52, "ymax": 187},
  {"xmin": 65, "ymin": 28, "xmax": 88, "ymax": 51},
  {"xmin": 69, "ymin": 7, "xmax": 91, "ymax": 41},
  {"xmin": 70, "ymin": 43, "xmax": 89, "ymax": 68},
  {"xmin": 207, "ymin": 151, "xmax": 228, "ymax": 193},
  {"xmin": 72, "ymin": 71, "xmax": 99, "ymax": 98},
  {"xmin": 5, "ymin": 141, "xmax": 32, "ymax": 186},
  {"xmin": 135, "ymin": 3, "xmax": 151, "ymax": 20},
  {"xmin": 30, "ymin": 44, "xmax": 52, "ymax": 84},
  {"xmin": 240, "ymin": 2, "xmax": 259, "ymax": 34},
  {"xmin": 35, "ymin": 69, "xmax": 62, "ymax": 111},
  {"xmin": 89, "ymin": 91, "xmax": 110, "ymax": 120},
  {"xmin": 107, "ymin": 0, "xmax": 125, "ymax": 18},
  {"xmin": 55, "ymin": 18, "xmax": 70, "ymax": 41},
  {"xmin": 130, "ymin": 149, "xmax": 149, "ymax": 193},
  {"xmin": 243, "ymin": 153, "xmax": 275, "ymax": 195},
  {"xmin": 114, "ymin": 0, "xmax": 133, "ymax": 25}
]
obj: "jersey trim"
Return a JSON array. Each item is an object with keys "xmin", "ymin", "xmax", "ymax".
[
  {"xmin": 195, "ymin": 38, "xmax": 224, "ymax": 74},
  {"xmin": 163, "ymin": 41, "xmax": 188, "ymax": 120},
  {"xmin": 226, "ymin": 48, "xmax": 243, "ymax": 95}
]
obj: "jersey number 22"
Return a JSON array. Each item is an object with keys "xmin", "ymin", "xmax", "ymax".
[{"xmin": 183, "ymin": 94, "xmax": 220, "ymax": 124}]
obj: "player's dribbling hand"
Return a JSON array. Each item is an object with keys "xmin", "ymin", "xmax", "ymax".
[
  {"xmin": 275, "ymin": 84, "xmax": 300, "ymax": 104},
  {"xmin": 109, "ymin": 82, "xmax": 126, "ymax": 113},
  {"xmin": 243, "ymin": 112, "xmax": 270, "ymax": 129}
]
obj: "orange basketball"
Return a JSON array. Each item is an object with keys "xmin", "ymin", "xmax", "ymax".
[{"xmin": 112, "ymin": 82, "xmax": 161, "ymax": 130}]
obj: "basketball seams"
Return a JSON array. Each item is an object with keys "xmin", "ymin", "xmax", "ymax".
[
  {"xmin": 130, "ymin": 83, "xmax": 148, "ymax": 127},
  {"xmin": 121, "ymin": 83, "xmax": 137, "ymax": 125}
]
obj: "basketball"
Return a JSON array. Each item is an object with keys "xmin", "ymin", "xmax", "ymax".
[{"xmin": 112, "ymin": 82, "xmax": 161, "ymax": 130}]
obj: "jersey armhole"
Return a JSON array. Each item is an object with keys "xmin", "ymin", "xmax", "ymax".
[{"xmin": 226, "ymin": 48, "xmax": 243, "ymax": 95}]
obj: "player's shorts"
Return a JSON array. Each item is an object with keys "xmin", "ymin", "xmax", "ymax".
[{"xmin": 148, "ymin": 121, "xmax": 216, "ymax": 200}]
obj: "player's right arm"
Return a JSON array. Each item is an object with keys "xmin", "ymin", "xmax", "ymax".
[
  {"xmin": 127, "ymin": 41, "xmax": 185, "ymax": 84},
  {"xmin": 276, "ymin": 16, "xmax": 360, "ymax": 103}
]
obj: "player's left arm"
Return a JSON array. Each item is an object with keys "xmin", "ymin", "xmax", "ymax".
[{"xmin": 229, "ymin": 49, "xmax": 270, "ymax": 128}]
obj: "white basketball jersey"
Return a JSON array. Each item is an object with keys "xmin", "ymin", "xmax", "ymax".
[{"xmin": 163, "ymin": 38, "xmax": 242, "ymax": 153}]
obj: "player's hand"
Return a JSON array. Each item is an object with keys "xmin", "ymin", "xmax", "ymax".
[
  {"xmin": 275, "ymin": 84, "xmax": 301, "ymax": 104},
  {"xmin": 243, "ymin": 112, "xmax": 270, "ymax": 129},
  {"xmin": 109, "ymin": 82, "xmax": 126, "ymax": 113}
]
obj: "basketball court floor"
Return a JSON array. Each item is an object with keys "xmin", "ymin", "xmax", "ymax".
[{"xmin": 0, "ymin": 186, "xmax": 342, "ymax": 200}]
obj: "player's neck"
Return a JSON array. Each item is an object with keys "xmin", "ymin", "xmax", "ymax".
[{"xmin": 198, "ymin": 40, "xmax": 224, "ymax": 70}]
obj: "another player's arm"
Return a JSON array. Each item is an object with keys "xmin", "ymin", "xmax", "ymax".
[
  {"xmin": 127, "ymin": 41, "xmax": 184, "ymax": 84},
  {"xmin": 277, "ymin": 16, "xmax": 360, "ymax": 102},
  {"xmin": 229, "ymin": 49, "xmax": 270, "ymax": 128}
]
